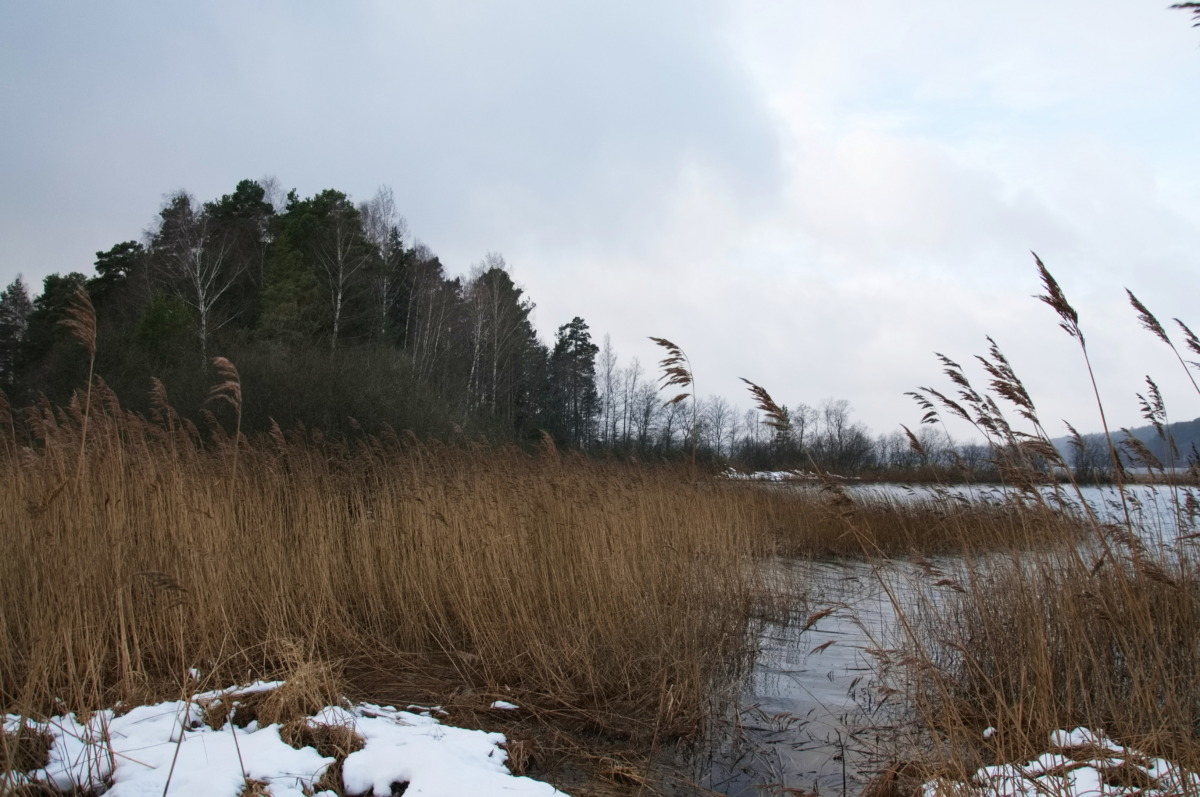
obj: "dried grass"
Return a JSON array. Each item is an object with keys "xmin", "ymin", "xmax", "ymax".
[
  {"xmin": 0, "ymin": 381, "xmax": 790, "ymax": 745},
  {"xmin": 873, "ymin": 256, "xmax": 1200, "ymax": 787}
]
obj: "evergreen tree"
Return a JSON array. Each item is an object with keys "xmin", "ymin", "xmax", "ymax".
[
  {"xmin": 0, "ymin": 276, "xmax": 33, "ymax": 386},
  {"xmin": 273, "ymin": 189, "xmax": 375, "ymax": 350},
  {"xmin": 203, "ymin": 179, "xmax": 275, "ymax": 329},
  {"xmin": 90, "ymin": 241, "xmax": 147, "ymax": 307},
  {"xmin": 17, "ymin": 272, "xmax": 89, "ymax": 399},
  {"xmin": 548, "ymin": 317, "xmax": 599, "ymax": 448}
]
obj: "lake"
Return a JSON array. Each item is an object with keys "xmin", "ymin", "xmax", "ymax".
[{"xmin": 691, "ymin": 481, "xmax": 1197, "ymax": 795}]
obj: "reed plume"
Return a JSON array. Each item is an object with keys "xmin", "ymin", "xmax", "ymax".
[
  {"xmin": 1127, "ymin": 289, "xmax": 1200, "ymax": 400},
  {"xmin": 1034, "ymin": 254, "xmax": 1132, "ymax": 527},
  {"xmin": 207, "ymin": 356, "xmax": 243, "ymax": 482},
  {"xmin": 649, "ymin": 337, "xmax": 698, "ymax": 463},
  {"xmin": 739, "ymin": 377, "xmax": 790, "ymax": 433},
  {"xmin": 60, "ymin": 287, "xmax": 96, "ymax": 480}
]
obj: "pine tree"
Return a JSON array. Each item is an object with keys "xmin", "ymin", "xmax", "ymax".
[
  {"xmin": 548, "ymin": 317, "xmax": 599, "ymax": 447},
  {"xmin": 0, "ymin": 276, "xmax": 33, "ymax": 386}
]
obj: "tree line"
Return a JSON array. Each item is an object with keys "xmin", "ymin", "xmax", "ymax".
[
  {"xmin": 0, "ymin": 180, "xmax": 607, "ymax": 447},
  {"xmin": 0, "ymin": 176, "xmax": 984, "ymax": 475}
]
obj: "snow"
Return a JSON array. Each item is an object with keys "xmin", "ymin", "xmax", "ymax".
[
  {"xmin": 722, "ymin": 467, "xmax": 817, "ymax": 482},
  {"xmin": 922, "ymin": 727, "xmax": 1199, "ymax": 797},
  {"xmin": 3, "ymin": 682, "xmax": 565, "ymax": 796}
]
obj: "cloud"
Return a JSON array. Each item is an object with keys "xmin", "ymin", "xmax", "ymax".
[{"xmin": 2, "ymin": 0, "xmax": 1198, "ymax": 437}]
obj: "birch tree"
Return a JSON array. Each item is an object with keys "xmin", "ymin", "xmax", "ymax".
[{"xmin": 151, "ymin": 191, "xmax": 242, "ymax": 363}]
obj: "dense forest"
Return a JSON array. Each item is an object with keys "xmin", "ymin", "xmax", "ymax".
[
  {"xmin": 1, "ymin": 177, "xmax": 1196, "ymax": 479},
  {"xmin": 0, "ymin": 178, "xmax": 876, "ymax": 469}
]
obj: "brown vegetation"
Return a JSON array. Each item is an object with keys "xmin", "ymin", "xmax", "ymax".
[
  {"xmin": 0, "ymin": 364, "xmax": 1069, "ymax": 791},
  {"xmin": 867, "ymin": 258, "xmax": 1200, "ymax": 791}
]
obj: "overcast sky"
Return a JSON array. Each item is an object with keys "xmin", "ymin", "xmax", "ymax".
[{"xmin": 3, "ymin": 1, "xmax": 1198, "ymax": 438}]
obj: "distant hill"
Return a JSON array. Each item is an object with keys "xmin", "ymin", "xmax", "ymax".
[{"xmin": 1053, "ymin": 417, "xmax": 1200, "ymax": 470}]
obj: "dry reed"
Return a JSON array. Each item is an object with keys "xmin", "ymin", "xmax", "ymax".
[
  {"xmin": 869, "ymin": 257, "xmax": 1200, "ymax": 794},
  {"xmin": 0, "ymin": 371, "xmax": 1061, "ymax": 791},
  {"xmin": 0, "ymin": 379, "xmax": 799, "ymax": 740}
]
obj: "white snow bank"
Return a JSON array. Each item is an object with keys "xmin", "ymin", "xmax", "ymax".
[
  {"xmin": 3, "ymin": 682, "xmax": 565, "ymax": 796},
  {"xmin": 722, "ymin": 468, "xmax": 823, "ymax": 482},
  {"xmin": 923, "ymin": 727, "xmax": 1198, "ymax": 797}
]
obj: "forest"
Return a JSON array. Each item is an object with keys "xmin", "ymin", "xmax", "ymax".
[
  {"xmin": 1, "ymin": 177, "xmax": 1196, "ymax": 479},
  {"xmin": 0, "ymin": 178, "xmax": 895, "ymax": 472}
]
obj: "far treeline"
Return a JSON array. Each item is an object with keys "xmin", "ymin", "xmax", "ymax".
[
  {"xmin": 1, "ymin": 177, "xmax": 1197, "ymax": 478},
  {"xmin": 0, "ymin": 178, "xmax": 875, "ymax": 471},
  {"xmin": 0, "ymin": 180, "xmax": 612, "ymax": 451}
]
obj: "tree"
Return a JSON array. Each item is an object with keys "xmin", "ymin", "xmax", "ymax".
[
  {"xmin": 359, "ymin": 186, "xmax": 411, "ymax": 339},
  {"xmin": 618, "ymin": 357, "xmax": 645, "ymax": 448},
  {"xmin": 90, "ymin": 241, "xmax": 146, "ymax": 305},
  {"xmin": 812, "ymin": 398, "xmax": 875, "ymax": 473},
  {"xmin": 396, "ymin": 245, "xmax": 464, "ymax": 385},
  {"xmin": 270, "ymin": 189, "xmax": 376, "ymax": 351},
  {"xmin": 548, "ymin": 317, "xmax": 599, "ymax": 447},
  {"xmin": 701, "ymin": 395, "xmax": 733, "ymax": 458},
  {"xmin": 0, "ymin": 276, "xmax": 33, "ymax": 386},
  {"xmin": 463, "ymin": 255, "xmax": 539, "ymax": 429},
  {"xmin": 597, "ymin": 334, "xmax": 619, "ymax": 446},
  {"xmin": 259, "ymin": 243, "xmax": 320, "ymax": 344},
  {"xmin": 150, "ymin": 191, "xmax": 245, "ymax": 362},
  {"xmin": 203, "ymin": 179, "xmax": 276, "ymax": 323},
  {"xmin": 791, "ymin": 403, "xmax": 816, "ymax": 453},
  {"xmin": 630, "ymin": 378, "xmax": 661, "ymax": 453},
  {"xmin": 1070, "ymin": 432, "xmax": 1113, "ymax": 484},
  {"xmin": 18, "ymin": 272, "xmax": 89, "ymax": 398}
]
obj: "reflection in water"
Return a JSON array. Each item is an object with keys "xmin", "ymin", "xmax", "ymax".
[
  {"xmin": 697, "ymin": 559, "xmax": 916, "ymax": 796},
  {"xmin": 689, "ymin": 483, "xmax": 1194, "ymax": 795}
]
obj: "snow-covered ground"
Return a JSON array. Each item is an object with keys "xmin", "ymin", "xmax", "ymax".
[
  {"xmin": 722, "ymin": 467, "xmax": 824, "ymax": 482},
  {"xmin": 3, "ymin": 681, "xmax": 564, "ymax": 796},
  {"xmin": 923, "ymin": 727, "xmax": 1199, "ymax": 797}
]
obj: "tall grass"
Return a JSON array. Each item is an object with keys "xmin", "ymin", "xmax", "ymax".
[
  {"xmin": 3, "ymin": 306, "xmax": 1120, "ymax": 794},
  {"xmin": 0, "ymin": 367, "xmax": 1076, "ymax": 793},
  {"xmin": 870, "ymin": 258, "xmax": 1200, "ymax": 794},
  {"xmin": 0, "ymin": 385, "xmax": 787, "ymax": 741}
]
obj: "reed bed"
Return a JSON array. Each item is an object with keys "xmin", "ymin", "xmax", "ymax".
[
  {"xmin": 0, "ymin": 380, "xmax": 1067, "ymax": 791},
  {"xmin": 0, "ymin": 384, "xmax": 783, "ymax": 741},
  {"xmin": 767, "ymin": 485, "xmax": 1088, "ymax": 559},
  {"xmin": 895, "ymin": 538, "xmax": 1200, "ymax": 767},
  {"xmin": 863, "ymin": 259, "xmax": 1200, "ymax": 796},
  {"xmin": 0, "ymin": 288, "xmax": 1104, "ymax": 792}
]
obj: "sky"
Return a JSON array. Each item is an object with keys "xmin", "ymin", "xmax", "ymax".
[{"xmin": 2, "ymin": 1, "xmax": 1199, "ymax": 439}]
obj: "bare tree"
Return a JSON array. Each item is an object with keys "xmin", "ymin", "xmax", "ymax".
[
  {"xmin": 702, "ymin": 394, "xmax": 733, "ymax": 458},
  {"xmin": 598, "ymin": 334, "xmax": 619, "ymax": 446},
  {"xmin": 313, "ymin": 200, "xmax": 372, "ymax": 351},
  {"xmin": 631, "ymin": 379, "xmax": 661, "ymax": 452},
  {"xmin": 152, "ymin": 191, "xmax": 243, "ymax": 363},
  {"xmin": 404, "ymin": 244, "xmax": 459, "ymax": 381},
  {"xmin": 360, "ymin": 185, "xmax": 410, "ymax": 338},
  {"xmin": 791, "ymin": 402, "xmax": 816, "ymax": 452},
  {"xmin": 258, "ymin": 175, "xmax": 286, "ymax": 214},
  {"xmin": 742, "ymin": 408, "xmax": 762, "ymax": 450},
  {"xmin": 463, "ymin": 254, "xmax": 535, "ymax": 423},
  {"xmin": 619, "ymin": 358, "xmax": 645, "ymax": 447}
]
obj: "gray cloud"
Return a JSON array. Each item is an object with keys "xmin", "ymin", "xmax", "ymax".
[{"xmin": 2, "ymin": 0, "xmax": 1199, "ymax": 436}]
